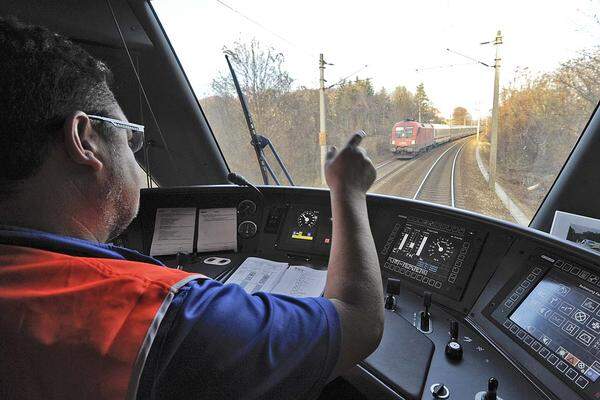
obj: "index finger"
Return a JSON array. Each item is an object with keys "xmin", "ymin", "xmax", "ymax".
[{"xmin": 347, "ymin": 130, "xmax": 367, "ymax": 148}]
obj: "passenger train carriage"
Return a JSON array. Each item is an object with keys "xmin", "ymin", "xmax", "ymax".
[
  {"xmin": 390, "ymin": 120, "xmax": 477, "ymax": 158},
  {"xmin": 2, "ymin": 1, "xmax": 600, "ymax": 400}
]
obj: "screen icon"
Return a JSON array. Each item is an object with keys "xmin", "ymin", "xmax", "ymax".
[
  {"xmin": 559, "ymin": 301, "xmax": 575, "ymax": 316},
  {"xmin": 582, "ymin": 297, "xmax": 600, "ymax": 313},
  {"xmin": 588, "ymin": 318, "xmax": 600, "ymax": 334},
  {"xmin": 562, "ymin": 321, "xmax": 580, "ymax": 337},
  {"xmin": 556, "ymin": 346, "xmax": 568, "ymax": 358},
  {"xmin": 557, "ymin": 284, "xmax": 571, "ymax": 297},
  {"xmin": 541, "ymin": 335, "xmax": 552, "ymax": 346},
  {"xmin": 577, "ymin": 330, "xmax": 596, "ymax": 347},
  {"xmin": 565, "ymin": 352, "xmax": 581, "ymax": 367},
  {"xmin": 549, "ymin": 312, "xmax": 566, "ymax": 327},
  {"xmin": 573, "ymin": 310, "xmax": 590, "ymax": 324}
]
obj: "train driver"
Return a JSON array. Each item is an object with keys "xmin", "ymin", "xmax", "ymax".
[{"xmin": 0, "ymin": 17, "xmax": 384, "ymax": 399}]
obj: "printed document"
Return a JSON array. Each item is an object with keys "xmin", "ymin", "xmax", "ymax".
[
  {"xmin": 226, "ymin": 257, "xmax": 328, "ymax": 297},
  {"xmin": 196, "ymin": 208, "xmax": 237, "ymax": 252},
  {"xmin": 269, "ymin": 265, "xmax": 328, "ymax": 297},
  {"xmin": 150, "ymin": 208, "xmax": 196, "ymax": 256}
]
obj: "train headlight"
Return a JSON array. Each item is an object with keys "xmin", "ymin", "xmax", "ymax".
[{"xmin": 411, "ymin": 140, "xmax": 416, "ymax": 145}]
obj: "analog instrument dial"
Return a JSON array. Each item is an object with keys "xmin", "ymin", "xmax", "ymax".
[
  {"xmin": 238, "ymin": 221, "xmax": 258, "ymax": 239},
  {"xmin": 237, "ymin": 200, "xmax": 257, "ymax": 217},
  {"xmin": 297, "ymin": 210, "xmax": 319, "ymax": 230},
  {"xmin": 427, "ymin": 237, "xmax": 455, "ymax": 263}
]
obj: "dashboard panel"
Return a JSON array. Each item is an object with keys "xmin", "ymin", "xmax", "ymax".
[{"xmin": 118, "ymin": 185, "xmax": 600, "ymax": 400}]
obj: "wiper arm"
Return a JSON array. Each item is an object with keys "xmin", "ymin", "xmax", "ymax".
[{"xmin": 224, "ymin": 54, "xmax": 294, "ymax": 186}]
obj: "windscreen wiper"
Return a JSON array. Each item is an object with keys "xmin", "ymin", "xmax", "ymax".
[{"xmin": 225, "ymin": 54, "xmax": 294, "ymax": 186}]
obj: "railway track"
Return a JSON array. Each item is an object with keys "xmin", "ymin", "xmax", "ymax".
[
  {"xmin": 412, "ymin": 137, "xmax": 471, "ymax": 207},
  {"xmin": 373, "ymin": 158, "xmax": 416, "ymax": 187}
]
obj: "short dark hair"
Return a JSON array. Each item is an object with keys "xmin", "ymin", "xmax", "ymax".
[{"xmin": 0, "ymin": 17, "xmax": 118, "ymax": 182}]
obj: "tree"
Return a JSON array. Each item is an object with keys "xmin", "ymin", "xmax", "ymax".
[
  {"xmin": 452, "ymin": 106, "xmax": 471, "ymax": 125},
  {"xmin": 211, "ymin": 38, "xmax": 293, "ymax": 128},
  {"xmin": 391, "ymin": 86, "xmax": 418, "ymax": 120},
  {"xmin": 555, "ymin": 49, "xmax": 600, "ymax": 109},
  {"xmin": 492, "ymin": 47, "xmax": 600, "ymax": 211},
  {"xmin": 414, "ymin": 83, "xmax": 442, "ymax": 123}
]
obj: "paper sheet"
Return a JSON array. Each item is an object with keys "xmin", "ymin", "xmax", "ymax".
[
  {"xmin": 225, "ymin": 257, "xmax": 288, "ymax": 294},
  {"xmin": 270, "ymin": 266, "xmax": 328, "ymax": 297},
  {"xmin": 196, "ymin": 208, "xmax": 237, "ymax": 253},
  {"xmin": 150, "ymin": 208, "xmax": 196, "ymax": 256}
]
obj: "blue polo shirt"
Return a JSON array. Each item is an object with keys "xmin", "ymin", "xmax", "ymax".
[{"xmin": 0, "ymin": 226, "xmax": 341, "ymax": 400}]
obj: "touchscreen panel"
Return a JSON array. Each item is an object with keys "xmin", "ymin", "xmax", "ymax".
[
  {"xmin": 383, "ymin": 215, "xmax": 479, "ymax": 300},
  {"xmin": 489, "ymin": 254, "xmax": 600, "ymax": 399},
  {"xmin": 510, "ymin": 268, "xmax": 600, "ymax": 392}
]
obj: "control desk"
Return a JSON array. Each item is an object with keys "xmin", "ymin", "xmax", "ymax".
[{"xmin": 118, "ymin": 185, "xmax": 600, "ymax": 400}]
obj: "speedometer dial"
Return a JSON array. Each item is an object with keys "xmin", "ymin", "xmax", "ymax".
[
  {"xmin": 427, "ymin": 238, "xmax": 455, "ymax": 264},
  {"xmin": 297, "ymin": 210, "xmax": 319, "ymax": 229}
]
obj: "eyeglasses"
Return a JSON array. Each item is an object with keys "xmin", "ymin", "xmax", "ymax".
[{"xmin": 88, "ymin": 114, "xmax": 145, "ymax": 153}]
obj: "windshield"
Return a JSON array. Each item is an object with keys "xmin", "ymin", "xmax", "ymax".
[
  {"xmin": 395, "ymin": 127, "xmax": 413, "ymax": 138},
  {"xmin": 153, "ymin": 0, "xmax": 600, "ymax": 226}
]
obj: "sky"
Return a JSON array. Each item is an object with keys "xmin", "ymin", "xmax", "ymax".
[{"xmin": 152, "ymin": 0, "xmax": 599, "ymax": 118}]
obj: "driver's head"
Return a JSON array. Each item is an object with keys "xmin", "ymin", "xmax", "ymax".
[{"xmin": 0, "ymin": 17, "xmax": 146, "ymax": 241}]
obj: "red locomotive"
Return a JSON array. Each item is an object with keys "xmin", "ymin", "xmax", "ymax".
[{"xmin": 390, "ymin": 119, "xmax": 477, "ymax": 158}]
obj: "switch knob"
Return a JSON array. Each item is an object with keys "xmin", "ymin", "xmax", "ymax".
[
  {"xmin": 430, "ymin": 383, "xmax": 449, "ymax": 399},
  {"xmin": 385, "ymin": 278, "xmax": 401, "ymax": 310},
  {"xmin": 420, "ymin": 291, "xmax": 432, "ymax": 332},
  {"xmin": 445, "ymin": 320, "xmax": 463, "ymax": 361}
]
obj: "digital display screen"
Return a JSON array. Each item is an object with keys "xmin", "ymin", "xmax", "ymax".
[
  {"xmin": 384, "ymin": 215, "xmax": 475, "ymax": 299},
  {"xmin": 510, "ymin": 268, "xmax": 600, "ymax": 384},
  {"xmin": 276, "ymin": 205, "xmax": 332, "ymax": 256},
  {"xmin": 291, "ymin": 210, "xmax": 320, "ymax": 241}
]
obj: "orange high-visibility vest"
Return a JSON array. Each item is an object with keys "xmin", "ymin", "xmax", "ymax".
[{"xmin": 0, "ymin": 244, "xmax": 204, "ymax": 400}]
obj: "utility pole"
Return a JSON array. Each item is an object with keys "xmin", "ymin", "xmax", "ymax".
[
  {"xmin": 319, "ymin": 54, "xmax": 328, "ymax": 185},
  {"xmin": 488, "ymin": 30, "xmax": 502, "ymax": 190}
]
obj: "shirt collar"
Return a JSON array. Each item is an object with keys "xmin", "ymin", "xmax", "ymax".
[{"xmin": 0, "ymin": 225, "xmax": 164, "ymax": 266}]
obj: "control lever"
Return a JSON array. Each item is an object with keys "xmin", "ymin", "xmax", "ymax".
[
  {"xmin": 445, "ymin": 320, "xmax": 463, "ymax": 361},
  {"xmin": 385, "ymin": 278, "xmax": 401, "ymax": 310},
  {"xmin": 484, "ymin": 378, "xmax": 498, "ymax": 400},
  {"xmin": 475, "ymin": 377, "xmax": 503, "ymax": 400},
  {"xmin": 419, "ymin": 291, "xmax": 432, "ymax": 332}
]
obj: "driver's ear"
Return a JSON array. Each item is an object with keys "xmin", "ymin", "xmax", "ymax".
[{"xmin": 63, "ymin": 111, "xmax": 104, "ymax": 172}]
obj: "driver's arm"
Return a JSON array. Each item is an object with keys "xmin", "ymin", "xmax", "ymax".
[{"xmin": 323, "ymin": 133, "xmax": 385, "ymax": 376}]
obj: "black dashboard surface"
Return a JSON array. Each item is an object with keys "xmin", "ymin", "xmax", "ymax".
[{"xmin": 118, "ymin": 185, "xmax": 600, "ymax": 400}]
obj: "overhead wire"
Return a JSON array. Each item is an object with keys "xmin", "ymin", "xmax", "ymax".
[
  {"xmin": 327, "ymin": 64, "xmax": 369, "ymax": 89},
  {"xmin": 445, "ymin": 47, "xmax": 492, "ymax": 68},
  {"xmin": 214, "ymin": 0, "xmax": 369, "ymax": 90},
  {"xmin": 214, "ymin": 0, "xmax": 317, "ymax": 60},
  {"xmin": 415, "ymin": 62, "xmax": 478, "ymax": 72}
]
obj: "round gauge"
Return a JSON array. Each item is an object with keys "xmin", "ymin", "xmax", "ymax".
[
  {"xmin": 426, "ymin": 238, "xmax": 455, "ymax": 263},
  {"xmin": 237, "ymin": 221, "xmax": 258, "ymax": 239},
  {"xmin": 297, "ymin": 210, "xmax": 318, "ymax": 229},
  {"xmin": 237, "ymin": 200, "xmax": 257, "ymax": 217}
]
